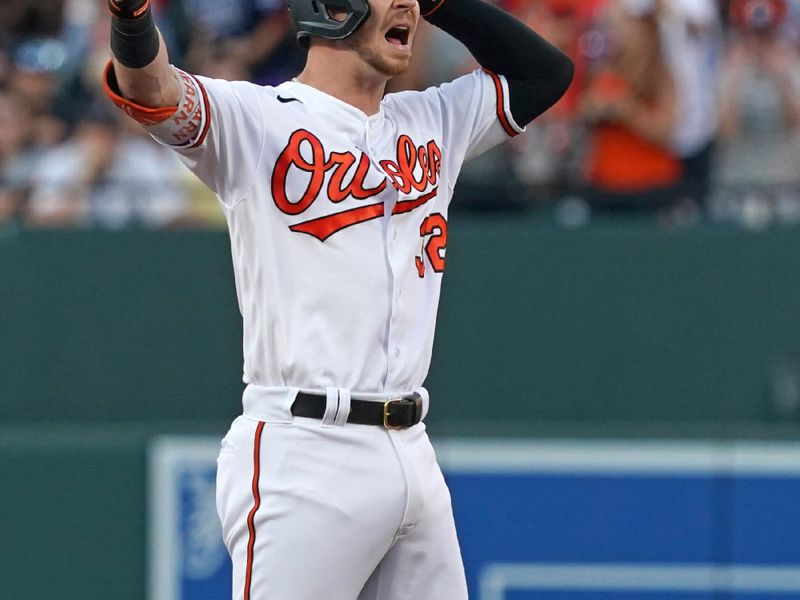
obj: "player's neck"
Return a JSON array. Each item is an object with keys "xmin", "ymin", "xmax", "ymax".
[{"xmin": 296, "ymin": 49, "xmax": 387, "ymax": 116}]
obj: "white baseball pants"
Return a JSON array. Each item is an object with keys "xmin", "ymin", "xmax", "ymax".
[{"xmin": 215, "ymin": 386, "xmax": 469, "ymax": 600}]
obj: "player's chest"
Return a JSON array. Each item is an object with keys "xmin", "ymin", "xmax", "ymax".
[{"xmin": 264, "ymin": 125, "xmax": 445, "ymax": 243}]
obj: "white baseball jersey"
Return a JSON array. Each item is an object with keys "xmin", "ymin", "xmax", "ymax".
[
  {"xmin": 144, "ymin": 66, "xmax": 524, "ymax": 396},
  {"xmin": 105, "ymin": 60, "xmax": 527, "ymax": 600}
]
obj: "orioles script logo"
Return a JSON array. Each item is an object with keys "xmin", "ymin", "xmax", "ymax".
[{"xmin": 271, "ymin": 129, "xmax": 442, "ymax": 241}]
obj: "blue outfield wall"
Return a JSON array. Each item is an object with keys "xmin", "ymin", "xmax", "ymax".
[{"xmin": 150, "ymin": 439, "xmax": 800, "ymax": 600}]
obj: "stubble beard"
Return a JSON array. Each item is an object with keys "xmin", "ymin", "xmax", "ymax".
[{"xmin": 344, "ymin": 30, "xmax": 410, "ymax": 77}]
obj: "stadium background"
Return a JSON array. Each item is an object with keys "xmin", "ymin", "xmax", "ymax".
[{"xmin": 5, "ymin": 0, "xmax": 800, "ymax": 598}]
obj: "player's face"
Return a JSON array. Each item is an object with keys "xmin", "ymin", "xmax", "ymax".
[{"xmin": 343, "ymin": 0, "xmax": 420, "ymax": 77}]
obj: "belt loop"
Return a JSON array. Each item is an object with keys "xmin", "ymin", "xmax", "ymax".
[
  {"xmin": 321, "ymin": 387, "xmax": 338, "ymax": 427},
  {"xmin": 414, "ymin": 387, "xmax": 430, "ymax": 421},
  {"xmin": 334, "ymin": 388, "xmax": 351, "ymax": 427}
]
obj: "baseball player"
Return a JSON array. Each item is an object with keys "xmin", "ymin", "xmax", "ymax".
[{"xmin": 104, "ymin": 0, "xmax": 572, "ymax": 597}]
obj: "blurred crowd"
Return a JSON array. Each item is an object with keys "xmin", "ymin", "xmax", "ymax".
[{"xmin": 2, "ymin": 0, "xmax": 800, "ymax": 229}]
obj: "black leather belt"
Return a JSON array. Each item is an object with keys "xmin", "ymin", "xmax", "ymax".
[{"xmin": 291, "ymin": 391, "xmax": 423, "ymax": 429}]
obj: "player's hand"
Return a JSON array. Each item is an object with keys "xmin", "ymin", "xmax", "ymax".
[
  {"xmin": 418, "ymin": 0, "xmax": 446, "ymax": 18},
  {"xmin": 108, "ymin": 0, "xmax": 150, "ymax": 20}
]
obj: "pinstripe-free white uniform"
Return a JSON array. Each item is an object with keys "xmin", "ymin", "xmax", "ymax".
[{"xmin": 106, "ymin": 62, "xmax": 523, "ymax": 599}]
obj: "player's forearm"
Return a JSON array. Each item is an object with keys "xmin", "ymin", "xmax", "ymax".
[
  {"xmin": 109, "ymin": 0, "xmax": 181, "ymax": 107},
  {"xmin": 421, "ymin": 0, "xmax": 573, "ymax": 126},
  {"xmin": 113, "ymin": 39, "xmax": 180, "ymax": 107}
]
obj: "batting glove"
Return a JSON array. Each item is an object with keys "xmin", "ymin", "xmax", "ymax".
[
  {"xmin": 108, "ymin": 0, "xmax": 151, "ymax": 20},
  {"xmin": 418, "ymin": 0, "xmax": 448, "ymax": 18}
]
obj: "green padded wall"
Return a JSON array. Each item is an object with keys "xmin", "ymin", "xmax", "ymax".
[{"xmin": 4, "ymin": 217, "xmax": 800, "ymax": 431}]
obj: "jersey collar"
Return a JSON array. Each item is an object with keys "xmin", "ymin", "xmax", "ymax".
[{"xmin": 278, "ymin": 80, "xmax": 386, "ymax": 134}]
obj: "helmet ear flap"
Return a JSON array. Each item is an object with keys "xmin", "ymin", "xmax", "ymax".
[{"xmin": 288, "ymin": 0, "xmax": 370, "ymax": 46}]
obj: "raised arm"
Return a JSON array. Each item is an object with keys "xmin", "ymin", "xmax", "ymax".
[
  {"xmin": 108, "ymin": 0, "xmax": 180, "ymax": 107},
  {"xmin": 104, "ymin": 0, "xmax": 267, "ymax": 200},
  {"xmin": 419, "ymin": 0, "xmax": 574, "ymax": 127}
]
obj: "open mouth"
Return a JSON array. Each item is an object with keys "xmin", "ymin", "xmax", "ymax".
[{"xmin": 384, "ymin": 25, "xmax": 410, "ymax": 47}]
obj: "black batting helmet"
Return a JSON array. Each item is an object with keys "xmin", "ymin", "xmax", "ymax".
[{"xmin": 287, "ymin": 0, "xmax": 371, "ymax": 48}]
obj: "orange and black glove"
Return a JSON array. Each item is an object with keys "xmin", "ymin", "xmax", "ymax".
[
  {"xmin": 417, "ymin": 0, "xmax": 447, "ymax": 18},
  {"xmin": 108, "ymin": 0, "xmax": 151, "ymax": 20}
]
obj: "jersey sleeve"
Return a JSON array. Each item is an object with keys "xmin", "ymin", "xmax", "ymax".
[
  {"xmin": 103, "ymin": 62, "xmax": 266, "ymax": 206},
  {"xmin": 433, "ymin": 68, "xmax": 526, "ymax": 166}
]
